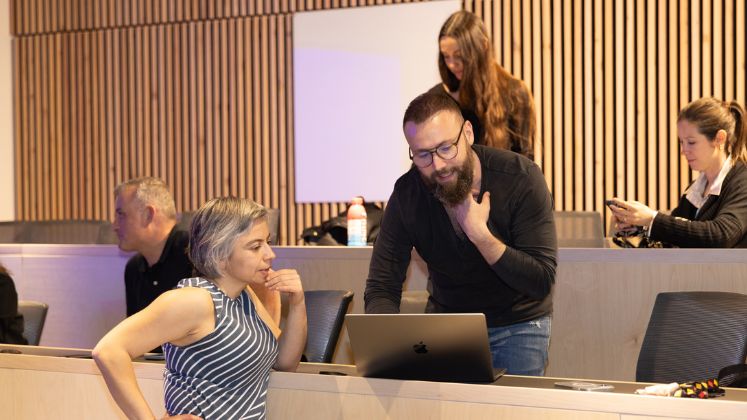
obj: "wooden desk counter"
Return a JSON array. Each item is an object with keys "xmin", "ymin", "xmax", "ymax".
[
  {"xmin": 3, "ymin": 245, "xmax": 747, "ymax": 381},
  {"xmin": 1, "ymin": 345, "xmax": 745, "ymax": 420}
]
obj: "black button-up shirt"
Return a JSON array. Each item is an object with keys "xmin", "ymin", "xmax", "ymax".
[{"xmin": 124, "ymin": 227, "xmax": 193, "ymax": 316}]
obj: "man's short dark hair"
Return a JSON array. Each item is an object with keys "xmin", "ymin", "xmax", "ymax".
[{"xmin": 403, "ymin": 92, "xmax": 463, "ymax": 128}]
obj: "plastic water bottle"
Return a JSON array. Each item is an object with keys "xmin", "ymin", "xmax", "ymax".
[{"xmin": 347, "ymin": 196, "xmax": 367, "ymax": 246}]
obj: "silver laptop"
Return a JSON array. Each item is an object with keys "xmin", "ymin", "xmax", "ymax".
[{"xmin": 346, "ymin": 313, "xmax": 505, "ymax": 383}]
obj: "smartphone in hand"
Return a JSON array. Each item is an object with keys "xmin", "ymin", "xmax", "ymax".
[{"xmin": 605, "ymin": 199, "xmax": 623, "ymax": 209}]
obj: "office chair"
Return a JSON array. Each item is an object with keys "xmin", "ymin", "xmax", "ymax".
[
  {"xmin": 636, "ymin": 291, "xmax": 747, "ymax": 383},
  {"xmin": 553, "ymin": 211, "xmax": 605, "ymax": 248},
  {"xmin": 303, "ymin": 290, "xmax": 354, "ymax": 363},
  {"xmin": 17, "ymin": 300, "xmax": 49, "ymax": 346}
]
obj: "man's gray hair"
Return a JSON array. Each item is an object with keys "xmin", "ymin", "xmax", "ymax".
[
  {"xmin": 188, "ymin": 197, "xmax": 268, "ymax": 279},
  {"xmin": 114, "ymin": 177, "xmax": 177, "ymax": 220}
]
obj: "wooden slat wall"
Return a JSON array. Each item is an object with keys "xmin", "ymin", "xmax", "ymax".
[
  {"xmin": 11, "ymin": 1, "xmax": 747, "ymax": 244},
  {"xmin": 470, "ymin": 0, "xmax": 747, "ymax": 220}
]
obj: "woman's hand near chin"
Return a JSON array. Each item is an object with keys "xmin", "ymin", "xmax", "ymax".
[
  {"xmin": 266, "ymin": 269, "xmax": 304, "ymax": 305},
  {"xmin": 268, "ymin": 269, "xmax": 307, "ymax": 372}
]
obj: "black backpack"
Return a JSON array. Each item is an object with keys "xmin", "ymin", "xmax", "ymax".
[{"xmin": 301, "ymin": 202, "xmax": 383, "ymax": 246}]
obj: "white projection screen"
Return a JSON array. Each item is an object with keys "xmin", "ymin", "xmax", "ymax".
[{"xmin": 293, "ymin": 0, "xmax": 460, "ymax": 203}]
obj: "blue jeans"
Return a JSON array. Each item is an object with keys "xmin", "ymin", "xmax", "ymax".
[{"xmin": 488, "ymin": 315, "xmax": 551, "ymax": 376}]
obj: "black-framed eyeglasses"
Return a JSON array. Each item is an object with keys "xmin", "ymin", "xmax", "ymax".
[{"xmin": 408, "ymin": 120, "xmax": 465, "ymax": 168}]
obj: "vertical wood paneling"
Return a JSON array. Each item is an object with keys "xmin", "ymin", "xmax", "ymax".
[
  {"xmin": 227, "ymin": 20, "xmax": 238, "ymax": 198},
  {"xmin": 623, "ymin": 0, "xmax": 634, "ymax": 202},
  {"xmin": 712, "ymin": 0, "xmax": 722, "ymax": 99},
  {"xmin": 11, "ymin": 0, "xmax": 747, "ymax": 243},
  {"xmin": 702, "ymin": 0, "xmax": 711, "ymax": 98},
  {"xmin": 72, "ymin": 34, "xmax": 82, "ymax": 218},
  {"xmin": 52, "ymin": 35, "xmax": 63, "ymax": 218},
  {"xmin": 613, "ymin": 0, "xmax": 624, "ymax": 198},
  {"xmin": 634, "ymin": 0, "xmax": 645, "ymax": 203},
  {"xmin": 551, "ymin": 1, "xmax": 561, "ymax": 206},
  {"xmin": 724, "ymin": 0, "xmax": 734, "ymax": 100},
  {"xmin": 260, "ymin": 17, "xmax": 271, "ymax": 208},
  {"xmin": 668, "ymin": 0, "xmax": 681, "ymax": 208},
  {"xmin": 203, "ymin": 21, "xmax": 215, "ymax": 200},
  {"xmin": 582, "ymin": 0, "xmax": 592, "ymax": 211},
  {"xmin": 531, "ymin": 0, "xmax": 543, "ymax": 169},
  {"xmin": 83, "ymin": 32, "xmax": 94, "ymax": 218},
  {"xmin": 38, "ymin": 34, "xmax": 50, "ymax": 219},
  {"xmin": 561, "ymin": 1, "xmax": 571, "ymax": 209},
  {"xmin": 602, "ymin": 0, "xmax": 613, "ymax": 213},
  {"xmin": 194, "ymin": 22, "xmax": 206, "ymax": 206},
  {"xmin": 592, "ymin": 0, "xmax": 603, "ymax": 217},
  {"xmin": 647, "ymin": 0, "xmax": 659, "ymax": 209},
  {"xmin": 737, "ymin": 0, "xmax": 746, "ymax": 107},
  {"xmin": 278, "ymin": 16, "xmax": 290, "ymax": 244},
  {"xmin": 656, "ymin": 0, "xmax": 667, "ymax": 209},
  {"xmin": 17, "ymin": 38, "xmax": 28, "ymax": 219},
  {"xmin": 268, "ymin": 17, "xmax": 279, "ymax": 210},
  {"xmin": 571, "ymin": 0, "xmax": 582, "ymax": 210}
]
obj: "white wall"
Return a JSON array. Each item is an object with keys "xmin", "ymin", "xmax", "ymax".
[
  {"xmin": 0, "ymin": 0, "xmax": 14, "ymax": 220},
  {"xmin": 293, "ymin": 0, "xmax": 460, "ymax": 203}
]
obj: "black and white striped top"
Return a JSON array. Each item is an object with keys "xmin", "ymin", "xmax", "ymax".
[{"xmin": 162, "ymin": 277, "xmax": 279, "ymax": 420}]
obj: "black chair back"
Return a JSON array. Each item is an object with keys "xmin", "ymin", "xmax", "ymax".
[
  {"xmin": 636, "ymin": 291, "xmax": 747, "ymax": 383},
  {"xmin": 303, "ymin": 290, "xmax": 354, "ymax": 363}
]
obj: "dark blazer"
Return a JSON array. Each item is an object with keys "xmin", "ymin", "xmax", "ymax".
[{"xmin": 650, "ymin": 160, "xmax": 747, "ymax": 247}]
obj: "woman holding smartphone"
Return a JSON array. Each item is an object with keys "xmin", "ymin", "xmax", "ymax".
[{"xmin": 609, "ymin": 97, "xmax": 747, "ymax": 248}]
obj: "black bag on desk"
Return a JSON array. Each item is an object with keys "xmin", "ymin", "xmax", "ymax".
[
  {"xmin": 611, "ymin": 228, "xmax": 673, "ymax": 248},
  {"xmin": 301, "ymin": 203, "xmax": 383, "ymax": 246}
]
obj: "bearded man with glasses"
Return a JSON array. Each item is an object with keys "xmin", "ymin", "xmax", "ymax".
[{"xmin": 365, "ymin": 92, "xmax": 557, "ymax": 376}]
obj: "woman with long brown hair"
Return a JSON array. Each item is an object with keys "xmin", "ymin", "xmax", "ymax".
[
  {"xmin": 429, "ymin": 10, "xmax": 536, "ymax": 160},
  {"xmin": 609, "ymin": 97, "xmax": 747, "ymax": 247}
]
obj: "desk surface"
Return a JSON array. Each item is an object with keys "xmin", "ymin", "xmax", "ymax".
[{"xmin": 1, "ymin": 344, "xmax": 746, "ymax": 420}]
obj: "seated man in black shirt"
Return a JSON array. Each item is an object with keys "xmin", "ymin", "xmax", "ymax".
[
  {"xmin": 114, "ymin": 177, "xmax": 193, "ymax": 319},
  {"xmin": 114, "ymin": 177, "xmax": 281, "ymax": 332},
  {"xmin": 365, "ymin": 92, "xmax": 557, "ymax": 375}
]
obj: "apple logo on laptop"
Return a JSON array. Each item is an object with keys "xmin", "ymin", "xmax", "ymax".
[{"xmin": 412, "ymin": 341, "xmax": 428, "ymax": 354}]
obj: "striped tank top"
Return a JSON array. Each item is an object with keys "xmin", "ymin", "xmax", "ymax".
[{"xmin": 162, "ymin": 277, "xmax": 279, "ymax": 420}]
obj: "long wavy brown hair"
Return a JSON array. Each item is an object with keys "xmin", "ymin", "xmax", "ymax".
[{"xmin": 438, "ymin": 11, "xmax": 536, "ymax": 159}]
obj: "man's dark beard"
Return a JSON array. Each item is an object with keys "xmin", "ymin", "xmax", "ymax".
[{"xmin": 425, "ymin": 154, "xmax": 474, "ymax": 206}]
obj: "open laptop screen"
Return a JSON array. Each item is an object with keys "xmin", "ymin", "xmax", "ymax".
[{"xmin": 346, "ymin": 313, "xmax": 504, "ymax": 383}]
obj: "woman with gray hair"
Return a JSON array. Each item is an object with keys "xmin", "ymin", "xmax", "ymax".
[{"xmin": 94, "ymin": 197, "xmax": 307, "ymax": 420}]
